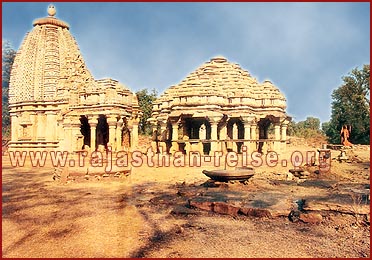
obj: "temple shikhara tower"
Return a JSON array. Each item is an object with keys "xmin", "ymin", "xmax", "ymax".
[
  {"xmin": 8, "ymin": 5, "xmax": 141, "ymax": 152},
  {"xmin": 149, "ymin": 56, "xmax": 291, "ymax": 155}
]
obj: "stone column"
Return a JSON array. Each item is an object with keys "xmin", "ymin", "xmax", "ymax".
[
  {"xmin": 219, "ymin": 125, "xmax": 227, "ymax": 140},
  {"xmin": 36, "ymin": 112, "xmax": 45, "ymax": 141},
  {"xmin": 131, "ymin": 117, "xmax": 139, "ymax": 151},
  {"xmin": 281, "ymin": 123, "xmax": 288, "ymax": 152},
  {"xmin": 243, "ymin": 123, "xmax": 251, "ymax": 149},
  {"xmin": 273, "ymin": 123, "xmax": 281, "ymax": 153},
  {"xmin": 71, "ymin": 117, "xmax": 83, "ymax": 151},
  {"xmin": 29, "ymin": 112, "xmax": 36, "ymax": 141},
  {"xmin": 88, "ymin": 116, "xmax": 98, "ymax": 152},
  {"xmin": 170, "ymin": 121, "xmax": 179, "ymax": 153},
  {"xmin": 10, "ymin": 113, "xmax": 18, "ymax": 141},
  {"xmin": 116, "ymin": 121, "xmax": 123, "ymax": 151},
  {"xmin": 56, "ymin": 119, "xmax": 64, "ymax": 145},
  {"xmin": 219, "ymin": 124, "xmax": 227, "ymax": 154},
  {"xmin": 231, "ymin": 123, "xmax": 238, "ymax": 152},
  {"xmin": 107, "ymin": 116, "xmax": 118, "ymax": 151},
  {"xmin": 250, "ymin": 124, "xmax": 257, "ymax": 151},
  {"xmin": 62, "ymin": 118, "xmax": 72, "ymax": 152},
  {"xmin": 158, "ymin": 121, "xmax": 167, "ymax": 154},
  {"xmin": 281, "ymin": 124, "xmax": 287, "ymax": 141},
  {"xmin": 45, "ymin": 111, "xmax": 57, "ymax": 141},
  {"xmin": 210, "ymin": 122, "xmax": 219, "ymax": 153}
]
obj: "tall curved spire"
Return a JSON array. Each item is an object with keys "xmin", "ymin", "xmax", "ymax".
[{"xmin": 9, "ymin": 5, "xmax": 94, "ymax": 104}]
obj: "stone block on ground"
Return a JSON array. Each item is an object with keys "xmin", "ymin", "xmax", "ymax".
[
  {"xmin": 213, "ymin": 202, "xmax": 240, "ymax": 216},
  {"xmin": 189, "ymin": 199, "xmax": 213, "ymax": 211},
  {"xmin": 299, "ymin": 212, "xmax": 323, "ymax": 224},
  {"xmin": 303, "ymin": 194, "xmax": 370, "ymax": 215},
  {"xmin": 239, "ymin": 207, "xmax": 272, "ymax": 218}
]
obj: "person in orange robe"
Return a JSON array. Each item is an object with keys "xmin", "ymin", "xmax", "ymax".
[{"xmin": 340, "ymin": 125, "xmax": 353, "ymax": 147}]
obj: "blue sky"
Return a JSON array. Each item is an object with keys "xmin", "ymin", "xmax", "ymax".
[{"xmin": 2, "ymin": 2, "xmax": 370, "ymax": 123}]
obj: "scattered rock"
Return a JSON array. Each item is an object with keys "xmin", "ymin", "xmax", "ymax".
[
  {"xmin": 175, "ymin": 225, "xmax": 184, "ymax": 234},
  {"xmin": 289, "ymin": 210, "xmax": 301, "ymax": 222},
  {"xmin": 189, "ymin": 199, "xmax": 213, "ymax": 211},
  {"xmin": 189, "ymin": 199, "xmax": 274, "ymax": 218},
  {"xmin": 289, "ymin": 169, "xmax": 311, "ymax": 179},
  {"xmin": 303, "ymin": 198, "xmax": 370, "ymax": 215},
  {"xmin": 239, "ymin": 207, "xmax": 272, "ymax": 218},
  {"xmin": 213, "ymin": 202, "xmax": 240, "ymax": 216},
  {"xmin": 299, "ymin": 212, "xmax": 323, "ymax": 224}
]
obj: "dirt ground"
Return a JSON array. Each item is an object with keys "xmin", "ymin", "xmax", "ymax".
[{"xmin": 2, "ymin": 142, "xmax": 370, "ymax": 258}]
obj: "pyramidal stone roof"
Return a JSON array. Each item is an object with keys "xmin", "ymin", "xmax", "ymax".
[
  {"xmin": 153, "ymin": 56, "xmax": 287, "ymax": 118},
  {"xmin": 9, "ymin": 5, "xmax": 96, "ymax": 104}
]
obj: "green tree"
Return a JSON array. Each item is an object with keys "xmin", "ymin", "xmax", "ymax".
[
  {"xmin": 2, "ymin": 40, "xmax": 16, "ymax": 139},
  {"xmin": 321, "ymin": 121, "xmax": 330, "ymax": 135},
  {"xmin": 303, "ymin": 117, "xmax": 320, "ymax": 131},
  {"xmin": 326, "ymin": 65, "xmax": 370, "ymax": 144},
  {"xmin": 286, "ymin": 120, "xmax": 297, "ymax": 136},
  {"xmin": 288, "ymin": 117, "xmax": 323, "ymax": 138},
  {"xmin": 136, "ymin": 88, "xmax": 157, "ymax": 135}
]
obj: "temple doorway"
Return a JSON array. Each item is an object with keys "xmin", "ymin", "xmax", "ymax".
[
  {"xmin": 79, "ymin": 115, "xmax": 90, "ymax": 149},
  {"xmin": 183, "ymin": 118, "xmax": 211, "ymax": 155},
  {"xmin": 257, "ymin": 117, "xmax": 273, "ymax": 153},
  {"xmin": 96, "ymin": 115, "xmax": 109, "ymax": 150},
  {"xmin": 227, "ymin": 118, "xmax": 244, "ymax": 153}
]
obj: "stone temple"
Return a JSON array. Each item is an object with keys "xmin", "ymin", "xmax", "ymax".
[
  {"xmin": 149, "ymin": 56, "xmax": 291, "ymax": 155},
  {"xmin": 8, "ymin": 5, "xmax": 141, "ymax": 152},
  {"xmin": 8, "ymin": 5, "xmax": 291, "ymax": 155}
]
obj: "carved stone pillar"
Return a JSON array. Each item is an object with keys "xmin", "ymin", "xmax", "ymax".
[
  {"xmin": 274, "ymin": 123, "xmax": 281, "ymax": 140},
  {"xmin": 45, "ymin": 111, "xmax": 57, "ymax": 141},
  {"xmin": 250, "ymin": 124, "xmax": 257, "ymax": 151},
  {"xmin": 131, "ymin": 117, "xmax": 139, "ymax": 151},
  {"xmin": 116, "ymin": 121, "xmax": 123, "ymax": 151},
  {"xmin": 210, "ymin": 122, "xmax": 218, "ymax": 153},
  {"xmin": 158, "ymin": 121, "xmax": 167, "ymax": 154},
  {"xmin": 243, "ymin": 123, "xmax": 251, "ymax": 149},
  {"xmin": 219, "ymin": 123, "xmax": 227, "ymax": 154},
  {"xmin": 274, "ymin": 123, "xmax": 281, "ymax": 153},
  {"xmin": 88, "ymin": 116, "xmax": 98, "ymax": 152},
  {"xmin": 281, "ymin": 124, "xmax": 287, "ymax": 141},
  {"xmin": 71, "ymin": 117, "xmax": 83, "ymax": 151},
  {"xmin": 107, "ymin": 116, "xmax": 117, "ymax": 151},
  {"xmin": 57, "ymin": 119, "xmax": 64, "ymax": 144},
  {"xmin": 281, "ymin": 122, "xmax": 288, "ymax": 152},
  {"xmin": 36, "ymin": 112, "xmax": 45, "ymax": 141},
  {"xmin": 171, "ymin": 122, "xmax": 179, "ymax": 141},
  {"xmin": 10, "ymin": 113, "xmax": 18, "ymax": 141},
  {"xmin": 62, "ymin": 118, "xmax": 72, "ymax": 151},
  {"xmin": 208, "ymin": 116, "xmax": 221, "ymax": 154},
  {"xmin": 232, "ymin": 123, "xmax": 238, "ymax": 152},
  {"xmin": 29, "ymin": 112, "xmax": 36, "ymax": 141},
  {"xmin": 170, "ymin": 120, "xmax": 179, "ymax": 153}
]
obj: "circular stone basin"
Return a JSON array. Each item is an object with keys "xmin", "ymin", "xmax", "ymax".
[{"xmin": 202, "ymin": 167, "xmax": 255, "ymax": 182}]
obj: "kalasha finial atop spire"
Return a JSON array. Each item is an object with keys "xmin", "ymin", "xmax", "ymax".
[
  {"xmin": 33, "ymin": 4, "xmax": 69, "ymax": 28},
  {"xmin": 48, "ymin": 4, "xmax": 56, "ymax": 17}
]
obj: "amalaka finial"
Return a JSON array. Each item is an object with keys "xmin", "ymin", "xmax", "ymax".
[{"xmin": 48, "ymin": 4, "xmax": 56, "ymax": 17}]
